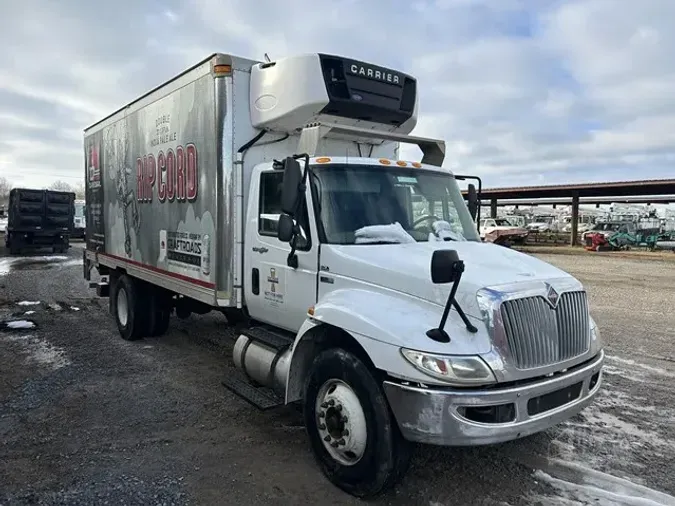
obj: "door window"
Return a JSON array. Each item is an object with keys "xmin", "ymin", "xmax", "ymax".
[{"xmin": 258, "ymin": 171, "xmax": 311, "ymax": 250}]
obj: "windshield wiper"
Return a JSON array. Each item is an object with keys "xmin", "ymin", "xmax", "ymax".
[{"xmin": 355, "ymin": 240, "xmax": 402, "ymax": 245}]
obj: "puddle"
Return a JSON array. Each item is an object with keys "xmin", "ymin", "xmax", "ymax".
[{"xmin": 0, "ymin": 256, "xmax": 82, "ymax": 275}]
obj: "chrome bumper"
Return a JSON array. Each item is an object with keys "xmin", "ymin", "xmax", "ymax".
[{"xmin": 383, "ymin": 350, "xmax": 604, "ymax": 446}]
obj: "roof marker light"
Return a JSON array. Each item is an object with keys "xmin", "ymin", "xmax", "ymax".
[
  {"xmin": 315, "ymin": 157, "xmax": 331, "ymax": 163},
  {"xmin": 379, "ymin": 158, "xmax": 392, "ymax": 165}
]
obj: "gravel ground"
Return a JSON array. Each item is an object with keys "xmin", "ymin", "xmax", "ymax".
[{"xmin": 1, "ymin": 243, "xmax": 674, "ymax": 506}]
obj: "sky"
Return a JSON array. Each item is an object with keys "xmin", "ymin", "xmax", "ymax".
[{"xmin": 1, "ymin": 0, "xmax": 675, "ymax": 190}]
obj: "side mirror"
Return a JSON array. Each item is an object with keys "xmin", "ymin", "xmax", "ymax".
[
  {"xmin": 277, "ymin": 214, "xmax": 294, "ymax": 242},
  {"xmin": 466, "ymin": 183, "xmax": 478, "ymax": 221},
  {"xmin": 281, "ymin": 157, "xmax": 303, "ymax": 215},
  {"xmin": 430, "ymin": 249, "xmax": 462, "ymax": 284}
]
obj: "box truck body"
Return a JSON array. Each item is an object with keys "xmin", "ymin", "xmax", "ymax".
[{"xmin": 83, "ymin": 54, "xmax": 404, "ymax": 307}]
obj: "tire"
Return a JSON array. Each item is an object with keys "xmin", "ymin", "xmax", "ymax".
[
  {"xmin": 147, "ymin": 287, "xmax": 171, "ymax": 337},
  {"xmin": 111, "ymin": 274, "xmax": 147, "ymax": 341},
  {"xmin": 303, "ymin": 348, "xmax": 412, "ymax": 499}
]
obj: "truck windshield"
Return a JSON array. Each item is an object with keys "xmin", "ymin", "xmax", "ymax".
[{"xmin": 310, "ymin": 164, "xmax": 480, "ymax": 244}]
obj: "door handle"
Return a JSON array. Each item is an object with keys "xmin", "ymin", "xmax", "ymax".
[{"xmin": 252, "ymin": 268, "xmax": 260, "ymax": 295}]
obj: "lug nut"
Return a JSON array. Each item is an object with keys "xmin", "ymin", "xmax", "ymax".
[
  {"xmin": 337, "ymin": 438, "xmax": 346, "ymax": 446},
  {"xmin": 336, "ymin": 404, "xmax": 343, "ymax": 412},
  {"xmin": 318, "ymin": 411, "xmax": 325, "ymax": 418},
  {"xmin": 320, "ymin": 402, "xmax": 328, "ymax": 408},
  {"xmin": 342, "ymin": 416, "xmax": 348, "ymax": 423},
  {"xmin": 323, "ymin": 435, "xmax": 331, "ymax": 442},
  {"xmin": 318, "ymin": 423, "xmax": 326, "ymax": 430},
  {"xmin": 343, "ymin": 429, "xmax": 349, "ymax": 436},
  {"xmin": 328, "ymin": 399, "xmax": 335, "ymax": 406},
  {"xmin": 331, "ymin": 441, "xmax": 339, "ymax": 448}
]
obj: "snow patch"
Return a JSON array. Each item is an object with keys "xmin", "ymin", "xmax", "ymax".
[
  {"xmin": 17, "ymin": 301, "xmax": 41, "ymax": 306},
  {"xmin": 70, "ymin": 306, "xmax": 80, "ymax": 311},
  {"xmin": 530, "ymin": 460, "xmax": 675, "ymax": 506},
  {"xmin": 2, "ymin": 334, "xmax": 70, "ymax": 370},
  {"xmin": 606, "ymin": 355, "xmax": 675, "ymax": 379},
  {"xmin": 354, "ymin": 222, "xmax": 416, "ymax": 244},
  {"xmin": 59, "ymin": 258, "xmax": 84, "ymax": 268},
  {"xmin": 6, "ymin": 320, "xmax": 35, "ymax": 329},
  {"xmin": 534, "ymin": 356, "xmax": 675, "ymax": 505},
  {"xmin": 24, "ymin": 310, "xmax": 36, "ymax": 315}
]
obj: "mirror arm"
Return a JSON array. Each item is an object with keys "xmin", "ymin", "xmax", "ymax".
[
  {"xmin": 426, "ymin": 259, "xmax": 478, "ymax": 343},
  {"xmin": 286, "ymin": 228, "xmax": 299, "ymax": 268},
  {"xmin": 284, "ymin": 154, "xmax": 311, "ymax": 269}
]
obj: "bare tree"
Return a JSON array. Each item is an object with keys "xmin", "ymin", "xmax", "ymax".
[
  {"xmin": 74, "ymin": 182, "xmax": 86, "ymax": 199},
  {"xmin": 0, "ymin": 176, "xmax": 11, "ymax": 200},
  {"xmin": 49, "ymin": 180, "xmax": 74, "ymax": 192},
  {"xmin": 0, "ymin": 176, "xmax": 11, "ymax": 211}
]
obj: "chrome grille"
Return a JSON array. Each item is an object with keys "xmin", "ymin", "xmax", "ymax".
[{"xmin": 500, "ymin": 291, "xmax": 590, "ymax": 369}]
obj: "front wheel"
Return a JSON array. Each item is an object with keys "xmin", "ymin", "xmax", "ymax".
[{"xmin": 303, "ymin": 348, "xmax": 412, "ymax": 498}]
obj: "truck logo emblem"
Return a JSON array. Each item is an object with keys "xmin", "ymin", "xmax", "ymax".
[
  {"xmin": 545, "ymin": 283, "xmax": 560, "ymax": 308},
  {"xmin": 252, "ymin": 246, "xmax": 269, "ymax": 254}
]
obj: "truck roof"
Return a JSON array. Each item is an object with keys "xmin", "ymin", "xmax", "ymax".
[{"xmin": 83, "ymin": 53, "xmax": 256, "ymax": 133}]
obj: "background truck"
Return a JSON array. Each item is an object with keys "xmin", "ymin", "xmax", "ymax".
[
  {"xmin": 83, "ymin": 52, "xmax": 604, "ymax": 498},
  {"xmin": 73, "ymin": 199, "xmax": 86, "ymax": 239},
  {"xmin": 5, "ymin": 188, "xmax": 74, "ymax": 255}
]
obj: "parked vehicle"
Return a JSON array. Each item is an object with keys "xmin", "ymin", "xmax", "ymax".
[
  {"xmin": 73, "ymin": 199, "xmax": 86, "ymax": 239},
  {"xmin": 82, "ymin": 52, "xmax": 605, "ymax": 498},
  {"xmin": 5, "ymin": 188, "xmax": 74, "ymax": 255},
  {"xmin": 478, "ymin": 217, "xmax": 528, "ymax": 245}
]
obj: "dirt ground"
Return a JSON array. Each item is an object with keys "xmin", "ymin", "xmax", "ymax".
[{"xmin": 1, "ymin": 242, "xmax": 674, "ymax": 506}]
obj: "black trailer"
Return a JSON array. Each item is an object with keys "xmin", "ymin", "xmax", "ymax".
[{"xmin": 4, "ymin": 188, "xmax": 75, "ymax": 255}]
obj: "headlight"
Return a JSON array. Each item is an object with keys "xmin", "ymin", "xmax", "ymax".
[
  {"xmin": 400, "ymin": 349, "xmax": 496, "ymax": 385},
  {"xmin": 590, "ymin": 317, "xmax": 602, "ymax": 350}
]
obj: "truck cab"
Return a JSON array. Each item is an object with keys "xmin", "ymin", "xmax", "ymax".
[{"xmin": 236, "ymin": 152, "xmax": 603, "ymax": 498}]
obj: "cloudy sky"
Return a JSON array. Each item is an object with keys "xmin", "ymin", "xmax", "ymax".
[{"xmin": 1, "ymin": 0, "xmax": 674, "ymax": 190}]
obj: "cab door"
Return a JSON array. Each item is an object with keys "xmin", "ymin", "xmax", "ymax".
[{"xmin": 243, "ymin": 167, "xmax": 318, "ymax": 332}]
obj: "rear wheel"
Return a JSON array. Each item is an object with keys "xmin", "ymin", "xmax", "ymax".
[
  {"xmin": 303, "ymin": 348, "xmax": 412, "ymax": 498},
  {"xmin": 111, "ymin": 274, "xmax": 147, "ymax": 341}
]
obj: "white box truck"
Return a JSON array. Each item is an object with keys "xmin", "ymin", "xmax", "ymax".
[{"xmin": 82, "ymin": 53, "xmax": 604, "ymax": 498}]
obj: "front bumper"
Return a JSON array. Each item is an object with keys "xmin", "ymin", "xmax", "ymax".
[{"xmin": 383, "ymin": 349, "xmax": 604, "ymax": 446}]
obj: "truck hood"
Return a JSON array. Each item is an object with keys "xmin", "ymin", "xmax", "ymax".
[{"xmin": 321, "ymin": 241, "xmax": 575, "ymax": 317}]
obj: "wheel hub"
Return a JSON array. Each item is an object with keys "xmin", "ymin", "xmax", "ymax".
[
  {"xmin": 315, "ymin": 379, "xmax": 367, "ymax": 466},
  {"xmin": 117, "ymin": 287, "xmax": 128, "ymax": 327}
]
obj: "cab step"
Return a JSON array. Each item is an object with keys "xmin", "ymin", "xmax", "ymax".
[
  {"xmin": 242, "ymin": 325, "xmax": 294, "ymax": 351},
  {"xmin": 222, "ymin": 372, "xmax": 284, "ymax": 411}
]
